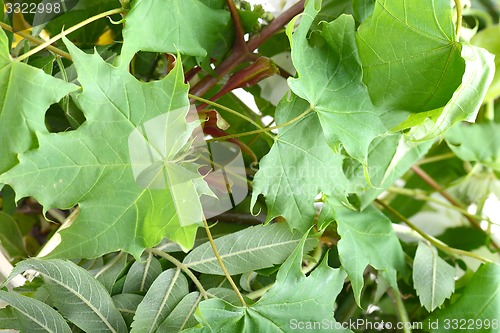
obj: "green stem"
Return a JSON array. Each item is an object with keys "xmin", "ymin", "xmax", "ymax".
[
  {"xmin": 376, "ymin": 199, "xmax": 493, "ymax": 263},
  {"xmin": 208, "ymin": 107, "xmax": 313, "ymax": 142},
  {"xmin": 485, "ymin": 100, "xmax": 495, "ymax": 121},
  {"xmin": 16, "ymin": 8, "xmax": 124, "ymax": 62},
  {"xmin": 388, "ymin": 288, "xmax": 412, "ymax": 333},
  {"xmin": 202, "ymin": 215, "xmax": 247, "ymax": 306},
  {"xmin": 417, "ymin": 152, "xmax": 456, "ymax": 165},
  {"xmin": 454, "ymin": 0, "xmax": 462, "ymax": 40},
  {"xmin": 148, "ymin": 248, "xmax": 208, "ymax": 300},
  {"xmin": 189, "ymin": 93, "xmax": 269, "ymax": 136},
  {"xmin": 0, "ymin": 21, "xmax": 72, "ymax": 60}
]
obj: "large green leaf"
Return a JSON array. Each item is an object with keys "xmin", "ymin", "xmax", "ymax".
[
  {"xmin": 0, "ymin": 38, "xmax": 211, "ymax": 259},
  {"xmin": 334, "ymin": 204, "xmax": 405, "ymax": 305},
  {"xmin": 188, "ymin": 235, "xmax": 350, "ymax": 333},
  {"xmin": 413, "ymin": 242, "xmax": 455, "ymax": 312},
  {"xmin": 183, "ymin": 222, "xmax": 317, "ymax": 275},
  {"xmin": 0, "ymin": 290, "xmax": 72, "ymax": 333},
  {"xmin": 288, "ymin": 3, "xmax": 385, "ymax": 164},
  {"xmin": 357, "ymin": 0, "xmax": 464, "ymax": 112},
  {"xmin": 251, "ymin": 94, "xmax": 351, "ymax": 232},
  {"xmin": 428, "ymin": 263, "xmax": 500, "ymax": 333},
  {"xmin": 445, "ymin": 122, "xmax": 500, "ymax": 171},
  {"xmin": 0, "ymin": 28, "xmax": 77, "ymax": 176},
  {"xmin": 7, "ymin": 259, "xmax": 128, "ymax": 333},
  {"xmin": 130, "ymin": 268, "xmax": 189, "ymax": 333},
  {"xmin": 471, "ymin": 24, "xmax": 500, "ymax": 103},
  {"xmin": 120, "ymin": 0, "xmax": 231, "ymax": 64}
]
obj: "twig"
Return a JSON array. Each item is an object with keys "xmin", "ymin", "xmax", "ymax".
[
  {"xmin": 0, "ymin": 21, "xmax": 71, "ymax": 60},
  {"xmin": 387, "ymin": 288, "xmax": 412, "ymax": 333},
  {"xmin": 226, "ymin": 0, "xmax": 248, "ymax": 51},
  {"xmin": 202, "ymin": 215, "xmax": 246, "ymax": 306}
]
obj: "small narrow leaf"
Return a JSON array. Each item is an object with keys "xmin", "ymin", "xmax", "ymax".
[
  {"xmin": 0, "ymin": 212, "xmax": 27, "ymax": 258},
  {"xmin": 183, "ymin": 222, "xmax": 318, "ymax": 275},
  {"xmin": 90, "ymin": 252, "xmax": 129, "ymax": 293},
  {"xmin": 0, "ymin": 290, "xmax": 72, "ymax": 333},
  {"xmin": 130, "ymin": 268, "xmax": 189, "ymax": 333},
  {"xmin": 122, "ymin": 254, "xmax": 162, "ymax": 293},
  {"xmin": 413, "ymin": 242, "xmax": 455, "ymax": 312},
  {"xmin": 112, "ymin": 293, "xmax": 144, "ymax": 327},
  {"xmin": 7, "ymin": 259, "xmax": 127, "ymax": 333},
  {"xmin": 156, "ymin": 292, "xmax": 201, "ymax": 332}
]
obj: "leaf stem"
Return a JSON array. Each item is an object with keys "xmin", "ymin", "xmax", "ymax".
[
  {"xmin": 207, "ymin": 106, "xmax": 313, "ymax": 142},
  {"xmin": 416, "ymin": 152, "xmax": 456, "ymax": 165},
  {"xmin": 0, "ymin": 21, "xmax": 72, "ymax": 60},
  {"xmin": 202, "ymin": 215, "xmax": 247, "ymax": 306},
  {"xmin": 226, "ymin": 0, "xmax": 248, "ymax": 51},
  {"xmin": 148, "ymin": 248, "xmax": 208, "ymax": 300},
  {"xmin": 454, "ymin": 0, "xmax": 462, "ymax": 40},
  {"xmin": 387, "ymin": 288, "xmax": 411, "ymax": 333},
  {"xmin": 15, "ymin": 8, "xmax": 125, "ymax": 62},
  {"xmin": 375, "ymin": 199, "xmax": 493, "ymax": 263},
  {"xmin": 189, "ymin": 93, "xmax": 269, "ymax": 135},
  {"xmin": 411, "ymin": 165, "xmax": 500, "ymax": 251}
]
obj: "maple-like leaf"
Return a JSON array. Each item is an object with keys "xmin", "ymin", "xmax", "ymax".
[
  {"xmin": 287, "ymin": 3, "xmax": 386, "ymax": 164},
  {"xmin": 0, "ymin": 28, "xmax": 77, "ymax": 177},
  {"xmin": 0, "ymin": 38, "xmax": 211, "ymax": 259}
]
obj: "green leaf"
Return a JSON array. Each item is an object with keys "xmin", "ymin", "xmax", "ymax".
[
  {"xmin": 398, "ymin": 44, "xmax": 495, "ymax": 141},
  {"xmin": 357, "ymin": 0, "xmax": 464, "ymax": 112},
  {"xmin": 352, "ymin": 0, "xmax": 375, "ymax": 23},
  {"xmin": 0, "ymin": 290, "xmax": 72, "ymax": 333},
  {"xmin": 156, "ymin": 292, "xmax": 201, "ymax": 332},
  {"xmin": 183, "ymin": 223, "xmax": 317, "ymax": 275},
  {"xmin": 428, "ymin": 263, "xmax": 500, "ymax": 333},
  {"xmin": 90, "ymin": 252, "xmax": 129, "ymax": 293},
  {"xmin": 122, "ymin": 254, "xmax": 162, "ymax": 294},
  {"xmin": 445, "ymin": 122, "xmax": 500, "ymax": 171},
  {"xmin": 334, "ymin": 204, "xmax": 405, "ymax": 306},
  {"xmin": 130, "ymin": 268, "xmax": 189, "ymax": 333},
  {"xmin": 120, "ymin": 0, "xmax": 231, "ymax": 64},
  {"xmin": 251, "ymin": 94, "xmax": 350, "ymax": 232},
  {"xmin": 7, "ymin": 259, "xmax": 128, "ymax": 333},
  {"xmin": 413, "ymin": 242, "xmax": 455, "ymax": 312},
  {"xmin": 0, "ymin": 211, "xmax": 27, "ymax": 258},
  {"xmin": 0, "ymin": 28, "xmax": 77, "ymax": 176},
  {"xmin": 112, "ymin": 293, "xmax": 144, "ymax": 327},
  {"xmin": 471, "ymin": 24, "xmax": 500, "ymax": 102},
  {"xmin": 0, "ymin": 38, "xmax": 209, "ymax": 258},
  {"xmin": 288, "ymin": 5, "xmax": 385, "ymax": 163},
  {"xmin": 189, "ymin": 235, "xmax": 350, "ymax": 332}
]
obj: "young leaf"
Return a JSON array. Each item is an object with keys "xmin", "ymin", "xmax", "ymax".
[
  {"xmin": 7, "ymin": 259, "xmax": 128, "ymax": 333},
  {"xmin": 0, "ymin": 211, "xmax": 27, "ymax": 258},
  {"xmin": 357, "ymin": 0, "xmax": 463, "ymax": 112},
  {"xmin": 183, "ymin": 222, "xmax": 317, "ymax": 275},
  {"xmin": 130, "ymin": 268, "xmax": 189, "ymax": 333},
  {"xmin": 188, "ymin": 235, "xmax": 350, "ymax": 332},
  {"xmin": 413, "ymin": 242, "xmax": 455, "ymax": 312},
  {"xmin": 0, "ymin": 38, "xmax": 209, "ymax": 258},
  {"xmin": 428, "ymin": 263, "xmax": 500, "ymax": 332},
  {"xmin": 156, "ymin": 292, "xmax": 201, "ymax": 332},
  {"xmin": 122, "ymin": 254, "xmax": 162, "ymax": 294},
  {"xmin": 0, "ymin": 28, "xmax": 78, "ymax": 176},
  {"xmin": 334, "ymin": 204, "xmax": 405, "ymax": 306},
  {"xmin": 0, "ymin": 290, "xmax": 72, "ymax": 333},
  {"xmin": 251, "ymin": 94, "xmax": 350, "ymax": 232},
  {"xmin": 120, "ymin": 0, "xmax": 230, "ymax": 64},
  {"xmin": 288, "ymin": 2, "xmax": 385, "ymax": 164},
  {"xmin": 112, "ymin": 293, "xmax": 144, "ymax": 327}
]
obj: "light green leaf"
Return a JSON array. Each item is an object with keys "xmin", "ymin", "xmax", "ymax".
[
  {"xmin": 0, "ymin": 290, "xmax": 72, "ymax": 333},
  {"xmin": 357, "ymin": 0, "xmax": 464, "ymax": 112},
  {"xmin": 122, "ymin": 254, "xmax": 162, "ymax": 294},
  {"xmin": 445, "ymin": 122, "xmax": 500, "ymax": 171},
  {"xmin": 112, "ymin": 293, "xmax": 144, "ymax": 327},
  {"xmin": 251, "ymin": 94, "xmax": 350, "ymax": 232},
  {"xmin": 0, "ymin": 28, "xmax": 78, "ymax": 176},
  {"xmin": 156, "ymin": 292, "xmax": 201, "ymax": 332},
  {"xmin": 288, "ymin": 5, "xmax": 385, "ymax": 163},
  {"xmin": 0, "ymin": 38, "xmax": 209, "ymax": 258},
  {"xmin": 471, "ymin": 24, "xmax": 500, "ymax": 102},
  {"xmin": 0, "ymin": 212, "xmax": 27, "ymax": 258},
  {"xmin": 428, "ymin": 263, "xmax": 500, "ymax": 333},
  {"xmin": 334, "ymin": 204, "xmax": 405, "ymax": 306},
  {"xmin": 188, "ymin": 235, "xmax": 350, "ymax": 332},
  {"xmin": 413, "ymin": 242, "xmax": 455, "ymax": 312},
  {"xmin": 183, "ymin": 222, "xmax": 317, "ymax": 275},
  {"xmin": 7, "ymin": 259, "xmax": 128, "ymax": 333},
  {"xmin": 399, "ymin": 44, "xmax": 495, "ymax": 141},
  {"xmin": 130, "ymin": 268, "xmax": 189, "ymax": 333},
  {"xmin": 120, "ymin": 0, "xmax": 231, "ymax": 64},
  {"xmin": 90, "ymin": 252, "xmax": 129, "ymax": 294}
]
